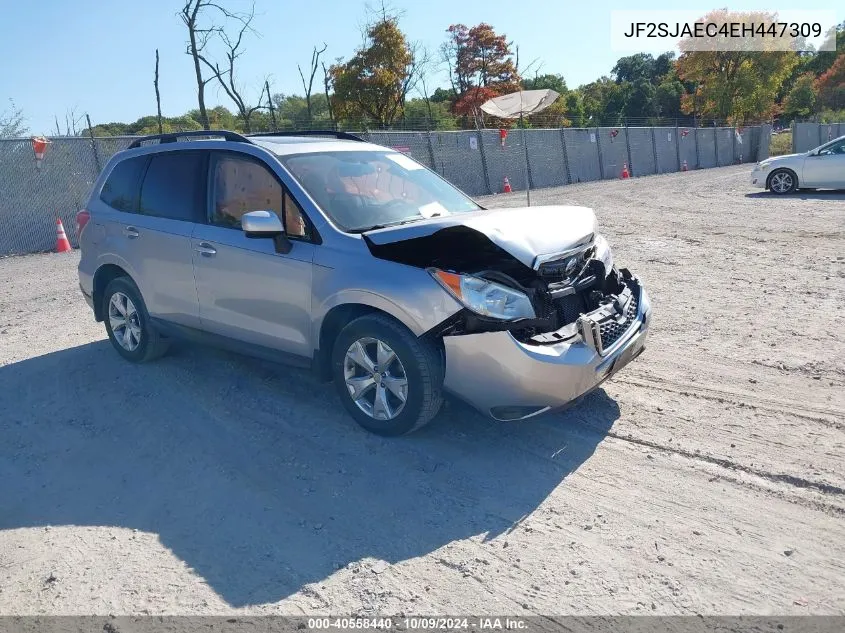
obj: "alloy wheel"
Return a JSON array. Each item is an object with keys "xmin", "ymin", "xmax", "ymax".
[
  {"xmin": 343, "ymin": 337, "xmax": 409, "ymax": 421},
  {"xmin": 770, "ymin": 172, "xmax": 793, "ymax": 193},
  {"xmin": 108, "ymin": 292, "xmax": 142, "ymax": 352}
]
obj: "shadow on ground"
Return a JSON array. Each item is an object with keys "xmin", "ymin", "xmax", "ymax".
[
  {"xmin": 0, "ymin": 340, "xmax": 619, "ymax": 607},
  {"xmin": 745, "ymin": 190, "xmax": 845, "ymax": 201}
]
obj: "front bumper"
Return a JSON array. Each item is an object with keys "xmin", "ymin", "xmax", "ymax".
[
  {"xmin": 751, "ymin": 167, "xmax": 767, "ymax": 188},
  {"xmin": 442, "ymin": 279, "xmax": 652, "ymax": 421}
]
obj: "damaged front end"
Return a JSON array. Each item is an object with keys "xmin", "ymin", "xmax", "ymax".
[
  {"xmin": 364, "ymin": 218, "xmax": 651, "ymax": 420},
  {"xmin": 365, "ymin": 223, "xmax": 639, "ymax": 352}
]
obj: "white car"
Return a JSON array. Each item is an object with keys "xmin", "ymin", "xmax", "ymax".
[{"xmin": 751, "ymin": 134, "xmax": 845, "ymax": 194}]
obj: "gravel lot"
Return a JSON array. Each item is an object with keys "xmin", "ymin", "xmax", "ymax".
[{"xmin": 1, "ymin": 165, "xmax": 843, "ymax": 615}]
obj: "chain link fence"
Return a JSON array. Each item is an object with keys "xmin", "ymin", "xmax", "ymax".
[
  {"xmin": 792, "ymin": 122, "xmax": 845, "ymax": 153},
  {"xmin": 0, "ymin": 125, "xmax": 771, "ymax": 256}
]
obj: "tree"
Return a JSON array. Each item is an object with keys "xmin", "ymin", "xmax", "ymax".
[
  {"xmin": 298, "ymin": 44, "xmax": 328, "ymax": 124},
  {"xmin": 802, "ymin": 21, "xmax": 845, "ymax": 76},
  {"xmin": 180, "ymin": 0, "xmax": 228, "ymax": 130},
  {"xmin": 195, "ymin": 4, "xmax": 265, "ymax": 133},
  {"xmin": 0, "ymin": 100, "xmax": 27, "ymax": 138},
  {"xmin": 655, "ymin": 76, "xmax": 685, "ymax": 119},
  {"xmin": 330, "ymin": 11, "xmax": 419, "ymax": 127},
  {"xmin": 624, "ymin": 80, "xmax": 658, "ymax": 119},
  {"xmin": 154, "ymin": 49, "xmax": 163, "ymax": 134},
  {"xmin": 676, "ymin": 10, "xmax": 799, "ymax": 124},
  {"xmin": 783, "ymin": 72, "xmax": 817, "ymax": 118},
  {"xmin": 522, "ymin": 73, "xmax": 567, "ymax": 94},
  {"xmin": 612, "ymin": 53, "xmax": 655, "ymax": 84},
  {"xmin": 442, "ymin": 23, "xmax": 519, "ymax": 118},
  {"xmin": 815, "ymin": 54, "xmax": 845, "ymax": 110}
]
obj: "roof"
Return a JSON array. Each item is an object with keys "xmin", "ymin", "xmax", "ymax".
[{"xmin": 250, "ymin": 136, "xmax": 387, "ymax": 156}]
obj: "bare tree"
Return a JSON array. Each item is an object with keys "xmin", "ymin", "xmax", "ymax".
[
  {"xmin": 298, "ymin": 43, "xmax": 327, "ymax": 124},
  {"xmin": 322, "ymin": 61, "xmax": 335, "ymax": 126},
  {"xmin": 180, "ymin": 0, "xmax": 243, "ymax": 130},
  {"xmin": 265, "ymin": 80, "xmax": 277, "ymax": 131},
  {"xmin": 195, "ymin": 4, "xmax": 264, "ymax": 133},
  {"xmin": 154, "ymin": 49, "xmax": 163, "ymax": 134}
]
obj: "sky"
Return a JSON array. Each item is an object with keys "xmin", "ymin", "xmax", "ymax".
[{"xmin": 2, "ymin": 0, "xmax": 842, "ymax": 134}]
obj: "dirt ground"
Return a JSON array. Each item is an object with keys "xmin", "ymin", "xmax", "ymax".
[{"xmin": 0, "ymin": 165, "xmax": 843, "ymax": 616}]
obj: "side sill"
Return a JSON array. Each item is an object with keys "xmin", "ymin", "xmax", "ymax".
[{"xmin": 150, "ymin": 318, "xmax": 313, "ymax": 370}]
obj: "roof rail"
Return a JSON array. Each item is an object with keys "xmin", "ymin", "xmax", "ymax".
[
  {"xmin": 249, "ymin": 130, "xmax": 365, "ymax": 142},
  {"xmin": 127, "ymin": 130, "xmax": 251, "ymax": 149}
]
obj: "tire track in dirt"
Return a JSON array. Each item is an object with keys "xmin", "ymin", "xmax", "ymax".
[{"xmin": 614, "ymin": 375, "xmax": 845, "ymax": 429}]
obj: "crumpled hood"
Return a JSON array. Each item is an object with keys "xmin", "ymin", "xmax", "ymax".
[{"xmin": 363, "ymin": 205, "xmax": 598, "ymax": 269}]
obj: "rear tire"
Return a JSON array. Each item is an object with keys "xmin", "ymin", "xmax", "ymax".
[
  {"xmin": 331, "ymin": 313, "xmax": 443, "ymax": 436},
  {"xmin": 767, "ymin": 168, "xmax": 798, "ymax": 194},
  {"xmin": 102, "ymin": 277, "xmax": 169, "ymax": 363}
]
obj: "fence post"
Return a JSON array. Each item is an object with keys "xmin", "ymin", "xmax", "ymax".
[
  {"xmin": 85, "ymin": 114, "xmax": 101, "ymax": 174},
  {"xmin": 791, "ymin": 121, "xmax": 796, "ymax": 153},
  {"xmin": 425, "ymin": 127, "xmax": 437, "ymax": 173},
  {"xmin": 650, "ymin": 126, "xmax": 658, "ymax": 173},
  {"xmin": 522, "ymin": 126, "xmax": 535, "ymax": 191},
  {"xmin": 595, "ymin": 128, "xmax": 605, "ymax": 180},
  {"xmin": 475, "ymin": 127, "xmax": 493, "ymax": 195},
  {"xmin": 714, "ymin": 127, "xmax": 720, "ymax": 166},
  {"xmin": 694, "ymin": 128, "xmax": 701, "ymax": 169},
  {"xmin": 675, "ymin": 124, "xmax": 681, "ymax": 171},
  {"xmin": 624, "ymin": 123, "xmax": 634, "ymax": 176},
  {"xmin": 559, "ymin": 127, "xmax": 572, "ymax": 185}
]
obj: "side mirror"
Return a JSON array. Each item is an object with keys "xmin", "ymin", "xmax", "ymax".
[{"xmin": 241, "ymin": 210, "xmax": 292, "ymax": 255}]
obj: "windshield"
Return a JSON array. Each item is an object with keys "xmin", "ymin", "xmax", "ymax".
[{"xmin": 280, "ymin": 150, "xmax": 482, "ymax": 232}]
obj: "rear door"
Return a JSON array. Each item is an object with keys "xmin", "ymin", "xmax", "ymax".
[
  {"xmin": 127, "ymin": 150, "xmax": 206, "ymax": 326},
  {"xmin": 191, "ymin": 151, "xmax": 316, "ymax": 358}
]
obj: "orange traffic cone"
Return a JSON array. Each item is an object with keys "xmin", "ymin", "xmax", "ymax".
[
  {"xmin": 681, "ymin": 160, "xmax": 689, "ymax": 172},
  {"xmin": 503, "ymin": 176, "xmax": 512, "ymax": 193},
  {"xmin": 55, "ymin": 218, "xmax": 72, "ymax": 253},
  {"xmin": 621, "ymin": 163, "xmax": 630, "ymax": 179}
]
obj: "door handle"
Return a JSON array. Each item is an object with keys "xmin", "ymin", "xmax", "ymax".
[
  {"xmin": 194, "ymin": 242, "xmax": 217, "ymax": 257},
  {"xmin": 123, "ymin": 226, "xmax": 140, "ymax": 238}
]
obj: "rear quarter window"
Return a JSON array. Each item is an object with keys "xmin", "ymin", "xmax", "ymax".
[
  {"xmin": 139, "ymin": 151, "xmax": 206, "ymax": 222},
  {"xmin": 99, "ymin": 156, "xmax": 149, "ymax": 212}
]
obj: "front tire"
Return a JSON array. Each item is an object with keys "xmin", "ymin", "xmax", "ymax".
[
  {"xmin": 331, "ymin": 313, "xmax": 444, "ymax": 436},
  {"xmin": 102, "ymin": 277, "xmax": 169, "ymax": 363},
  {"xmin": 768, "ymin": 168, "xmax": 798, "ymax": 194}
]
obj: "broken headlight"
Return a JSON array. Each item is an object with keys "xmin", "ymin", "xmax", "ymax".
[
  {"xmin": 430, "ymin": 269, "xmax": 536, "ymax": 321},
  {"xmin": 593, "ymin": 234, "xmax": 614, "ymax": 274}
]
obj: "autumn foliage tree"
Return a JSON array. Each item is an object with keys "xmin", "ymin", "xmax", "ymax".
[
  {"xmin": 329, "ymin": 13, "xmax": 419, "ymax": 127},
  {"xmin": 676, "ymin": 10, "xmax": 799, "ymax": 124},
  {"xmin": 442, "ymin": 23, "xmax": 519, "ymax": 117},
  {"xmin": 814, "ymin": 54, "xmax": 845, "ymax": 110}
]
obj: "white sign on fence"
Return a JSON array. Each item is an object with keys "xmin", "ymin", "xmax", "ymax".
[
  {"xmin": 590, "ymin": 133, "xmax": 596, "ymax": 143},
  {"xmin": 469, "ymin": 137, "xmax": 478, "ymax": 150}
]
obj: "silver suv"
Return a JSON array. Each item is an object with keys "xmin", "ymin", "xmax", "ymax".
[{"xmin": 77, "ymin": 130, "xmax": 652, "ymax": 435}]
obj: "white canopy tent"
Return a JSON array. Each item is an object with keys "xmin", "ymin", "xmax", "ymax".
[{"xmin": 480, "ymin": 89, "xmax": 560, "ymax": 206}]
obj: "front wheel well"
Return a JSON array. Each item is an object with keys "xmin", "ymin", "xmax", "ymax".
[
  {"xmin": 314, "ymin": 304, "xmax": 447, "ymax": 382},
  {"xmin": 93, "ymin": 264, "xmax": 131, "ymax": 321},
  {"xmin": 766, "ymin": 167, "xmax": 799, "ymax": 190}
]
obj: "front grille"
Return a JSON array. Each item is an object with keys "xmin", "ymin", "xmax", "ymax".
[{"xmin": 599, "ymin": 293, "xmax": 639, "ymax": 351}]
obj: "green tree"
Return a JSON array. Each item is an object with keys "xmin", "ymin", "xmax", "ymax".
[
  {"xmin": 655, "ymin": 75, "xmax": 685, "ymax": 118},
  {"xmin": 624, "ymin": 80, "xmax": 657, "ymax": 119},
  {"xmin": 522, "ymin": 73, "xmax": 567, "ymax": 94},
  {"xmin": 330, "ymin": 11, "xmax": 419, "ymax": 127},
  {"xmin": 0, "ymin": 100, "xmax": 27, "ymax": 138},
  {"xmin": 676, "ymin": 10, "xmax": 799, "ymax": 124},
  {"xmin": 783, "ymin": 73, "xmax": 817, "ymax": 118}
]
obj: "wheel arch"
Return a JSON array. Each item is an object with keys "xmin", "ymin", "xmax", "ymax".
[
  {"xmin": 92, "ymin": 263, "xmax": 133, "ymax": 321},
  {"xmin": 767, "ymin": 166, "xmax": 800, "ymax": 191}
]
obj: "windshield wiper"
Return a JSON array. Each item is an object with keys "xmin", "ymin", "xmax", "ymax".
[{"xmin": 348, "ymin": 218, "xmax": 422, "ymax": 233}]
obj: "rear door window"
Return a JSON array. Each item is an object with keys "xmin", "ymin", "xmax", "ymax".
[
  {"xmin": 139, "ymin": 151, "xmax": 206, "ymax": 222},
  {"xmin": 99, "ymin": 156, "xmax": 148, "ymax": 212}
]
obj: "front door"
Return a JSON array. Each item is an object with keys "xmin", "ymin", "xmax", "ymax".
[
  {"xmin": 803, "ymin": 138, "xmax": 845, "ymax": 188},
  {"xmin": 191, "ymin": 151, "xmax": 317, "ymax": 359}
]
